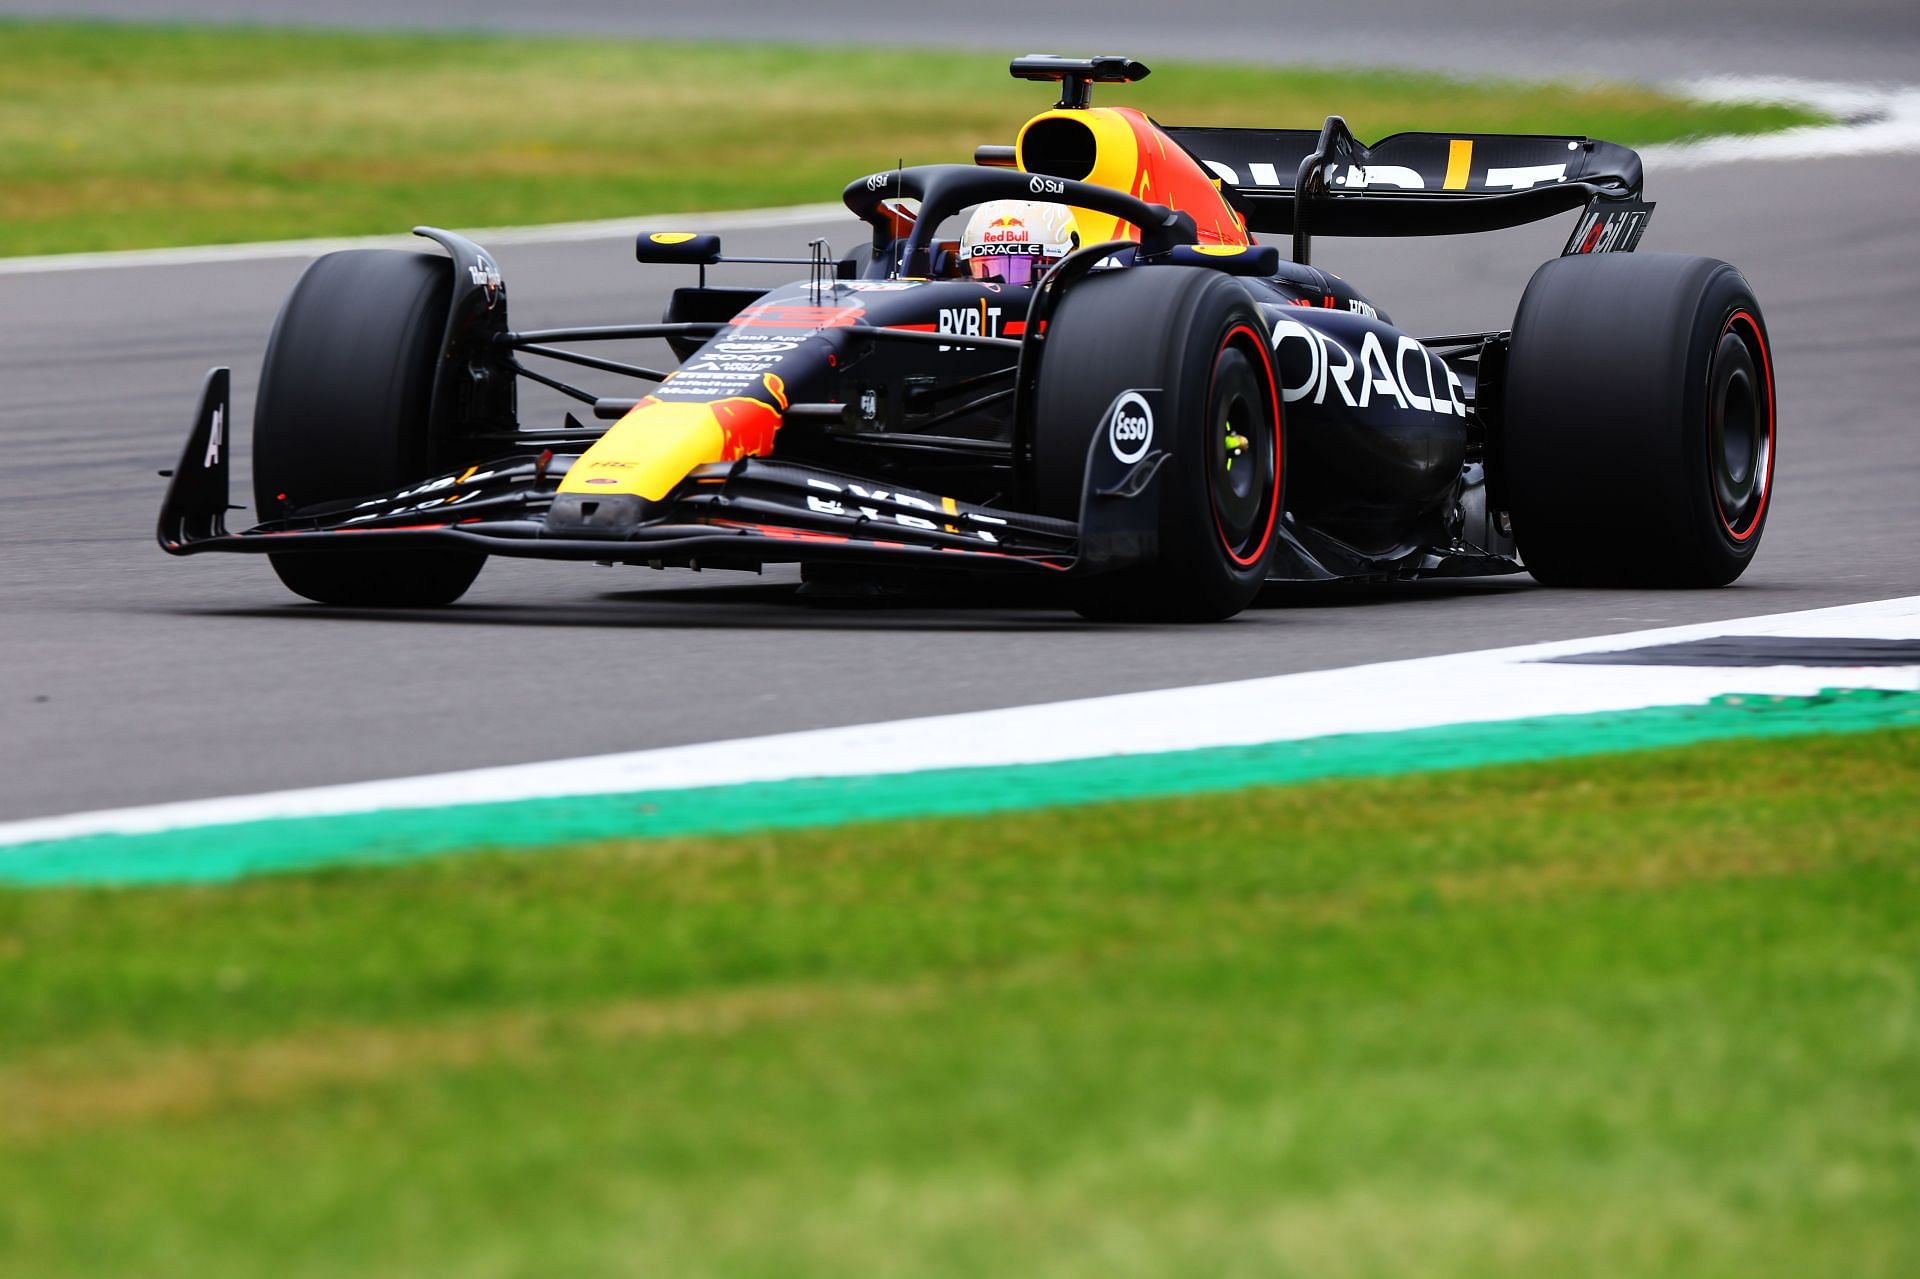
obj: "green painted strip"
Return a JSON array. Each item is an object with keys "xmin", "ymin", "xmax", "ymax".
[{"xmin": 4, "ymin": 687, "xmax": 1916, "ymax": 888}]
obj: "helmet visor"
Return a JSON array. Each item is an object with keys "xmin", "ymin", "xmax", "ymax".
[{"xmin": 966, "ymin": 250, "xmax": 1047, "ymax": 286}]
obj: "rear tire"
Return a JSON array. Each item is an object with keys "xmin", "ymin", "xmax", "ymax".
[
  {"xmin": 1503, "ymin": 252, "xmax": 1776, "ymax": 587},
  {"xmin": 254, "ymin": 249, "xmax": 485, "ymax": 606},
  {"xmin": 1032, "ymin": 267, "xmax": 1282, "ymax": 622}
]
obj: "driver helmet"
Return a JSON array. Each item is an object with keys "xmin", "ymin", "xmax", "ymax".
[{"xmin": 958, "ymin": 199, "xmax": 1078, "ymax": 286}]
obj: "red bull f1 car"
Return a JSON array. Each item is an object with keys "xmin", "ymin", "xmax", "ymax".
[{"xmin": 158, "ymin": 53, "xmax": 1776, "ymax": 621}]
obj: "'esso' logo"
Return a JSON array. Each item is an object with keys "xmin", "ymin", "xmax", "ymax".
[{"xmin": 1109, "ymin": 391, "xmax": 1154, "ymax": 464}]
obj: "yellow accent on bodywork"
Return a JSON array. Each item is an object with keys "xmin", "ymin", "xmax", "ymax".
[
  {"xmin": 649, "ymin": 232, "xmax": 698, "ymax": 244},
  {"xmin": 557, "ymin": 401, "xmax": 727, "ymax": 501},
  {"xmin": 1195, "ymin": 244, "xmax": 1246, "ymax": 256},
  {"xmin": 1444, "ymin": 139, "xmax": 1473, "ymax": 190},
  {"xmin": 1016, "ymin": 107, "xmax": 1142, "ymax": 243}
]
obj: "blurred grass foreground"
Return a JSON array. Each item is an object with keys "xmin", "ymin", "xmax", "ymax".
[
  {"xmin": 2, "ymin": 729, "xmax": 1917, "ymax": 1275},
  {"xmin": 0, "ymin": 20, "xmax": 1828, "ymax": 256}
]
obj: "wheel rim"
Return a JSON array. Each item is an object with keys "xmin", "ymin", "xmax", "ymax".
[
  {"xmin": 1206, "ymin": 327, "xmax": 1280, "ymax": 567},
  {"xmin": 1708, "ymin": 310, "xmax": 1774, "ymax": 542}
]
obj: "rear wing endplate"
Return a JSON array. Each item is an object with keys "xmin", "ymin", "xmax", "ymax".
[{"xmin": 1162, "ymin": 115, "xmax": 1646, "ymax": 264}]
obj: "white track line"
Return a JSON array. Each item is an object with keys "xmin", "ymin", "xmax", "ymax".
[
  {"xmin": 2, "ymin": 595, "xmax": 1916, "ymax": 850},
  {"xmin": 0, "ymin": 202, "xmax": 848, "ymax": 276},
  {"xmin": 1644, "ymin": 77, "xmax": 1920, "ymax": 167}
]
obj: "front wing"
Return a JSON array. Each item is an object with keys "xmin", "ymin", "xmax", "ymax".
[{"xmin": 158, "ymin": 369, "xmax": 1123, "ymax": 576}]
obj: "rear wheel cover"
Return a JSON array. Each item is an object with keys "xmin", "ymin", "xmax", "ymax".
[
  {"xmin": 1502, "ymin": 253, "xmax": 1776, "ymax": 588},
  {"xmin": 1708, "ymin": 310, "xmax": 1774, "ymax": 544}
]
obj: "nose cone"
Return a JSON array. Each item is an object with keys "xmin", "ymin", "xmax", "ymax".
[{"xmin": 558, "ymin": 378, "xmax": 789, "ymax": 505}]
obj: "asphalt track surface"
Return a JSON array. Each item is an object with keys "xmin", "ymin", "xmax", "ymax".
[{"xmin": 2, "ymin": 4, "xmax": 1917, "ymax": 821}]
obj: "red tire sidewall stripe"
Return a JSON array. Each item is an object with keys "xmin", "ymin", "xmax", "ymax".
[
  {"xmin": 1210, "ymin": 322, "xmax": 1282, "ymax": 567},
  {"xmin": 1716, "ymin": 308, "xmax": 1774, "ymax": 543}
]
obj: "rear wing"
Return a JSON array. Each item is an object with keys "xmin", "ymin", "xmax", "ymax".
[{"xmin": 1161, "ymin": 115, "xmax": 1646, "ymax": 264}]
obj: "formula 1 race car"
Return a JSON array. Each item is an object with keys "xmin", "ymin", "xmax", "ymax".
[{"xmin": 158, "ymin": 53, "xmax": 1776, "ymax": 621}]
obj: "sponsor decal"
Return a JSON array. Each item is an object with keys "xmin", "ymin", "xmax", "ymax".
[
  {"xmin": 583, "ymin": 477, "xmax": 620, "ymax": 486},
  {"xmin": 343, "ymin": 487, "xmax": 484, "ymax": 525},
  {"xmin": 681, "ymin": 355, "xmax": 784, "ymax": 375},
  {"xmin": 660, "ymin": 368, "xmax": 762, "ymax": 397},
  {"xmin": 1029, "ymin": 175, "xmax": 1067, "ymax": 195},
  {"xmin": 467, "ymin": 252, "xmax": 503, "ymax": 306},
  {"xmin": 1333, "ymin": 164, "xmax": 1426, "ymax": 190},
  {"xmin": 1485, "ymin": 163, "xmax": 1567, "ymax": 190},
  {"xmin": 654, "ymin": 364, "xmax": 793, "ymax": 412},
  {"xmin": 1108, "ymin": 391, "xmax": 1155, "ymax": 464},
  {"xmin": 1563, "ymin": 199, "xmax": 1654, "ymax": 256},
  {"xmin": 202, "ymin": 405, "xmax": 223, "ymax": 467},
  {"xmin": 979, "ymin": 217, "xmax": 1029, "ymax": 244},
  {"xmin": 1200, "ymin": 159, "xmax": 1287, "ymax": 188},
  {"xmin": 1268, "ymin": 318, "xmax": 1466, "ymax": 417},
  {"xmin": 962, "ymin": 240, "xmax": 1046, "ymax": 259},
  {"xmin": 803, "ymin": 478, "xmax": 1007, "ymax": 543},
  {"xmin": 842, "ymin": 281, "xmax": 917, "ymax": 292},
  {"xmin": 371, "ymin": 468, "xmax": 502, "ymax": 507},
  {"xmin": 1346, "ymin": 298, "xmax": 1379, "ymax": 319},
  {"xmin": 733, "ymin": 303, "xmax": 863, "ymax": 330},
  {"xmin": 712, "ymin": 339, "xmax": 801, "ymax": 354},
  {"xmin": 342, "ymin": 467, "xmax": 506, "ymax": 522},
  {"xmin": 1202, "ymin": 153, "xmax": 1567, "ymax": 193},
  {"xmin": 937, "ymin": 305, "xmax": 1003, "ymax": 338}
]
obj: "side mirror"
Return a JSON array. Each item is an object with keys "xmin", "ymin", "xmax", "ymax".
[{"xmin": 635, "ymin": 232, "xmax": 723, "ymax": 265}]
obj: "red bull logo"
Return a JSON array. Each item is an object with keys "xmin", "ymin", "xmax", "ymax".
[
  {"xmin": 981, "ymin": 216, "xmax": 1028, "ymax": 244},
  {"xmin": 710, "ymin": 372, "xmax": 788, "ymax": 457}
]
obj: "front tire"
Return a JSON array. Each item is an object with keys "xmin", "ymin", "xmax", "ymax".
[
  {"xmin": 254, "ymin": 249, "xmax": 485, "ymax": 606},
  {"xmin": 1502, "ymin": 252, "xmax": 1776, "ymax": 587},
  {"xmin": 1032, "ymin": 267, "xmax": 1283, "ymax": 622}
]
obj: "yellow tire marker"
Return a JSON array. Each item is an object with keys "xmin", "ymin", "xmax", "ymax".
[{"xmin": 1444, "ymin": 139, "xmax": 1473, "ymax": 191}]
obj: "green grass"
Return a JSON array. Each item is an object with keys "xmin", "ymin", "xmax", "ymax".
[
  {"xmin": 0, "ymin": 21, "xmax": 1829, "ymax": 257},
  {"xmin": 1, "ymin": 728, "xmax": 1916, "ymax": 1277}
]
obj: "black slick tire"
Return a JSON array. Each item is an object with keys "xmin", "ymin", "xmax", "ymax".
[
  {"xmin": 1503, "ymin": 252, "xmax": 1776, "ymax": 587},
  {"xmin": 1032, "ymin": 266, "xmax": 1282, "ymax": 622},
  {"xmin": 254, "ymin": 249, "xmax": 485, "ymax": 606}
]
